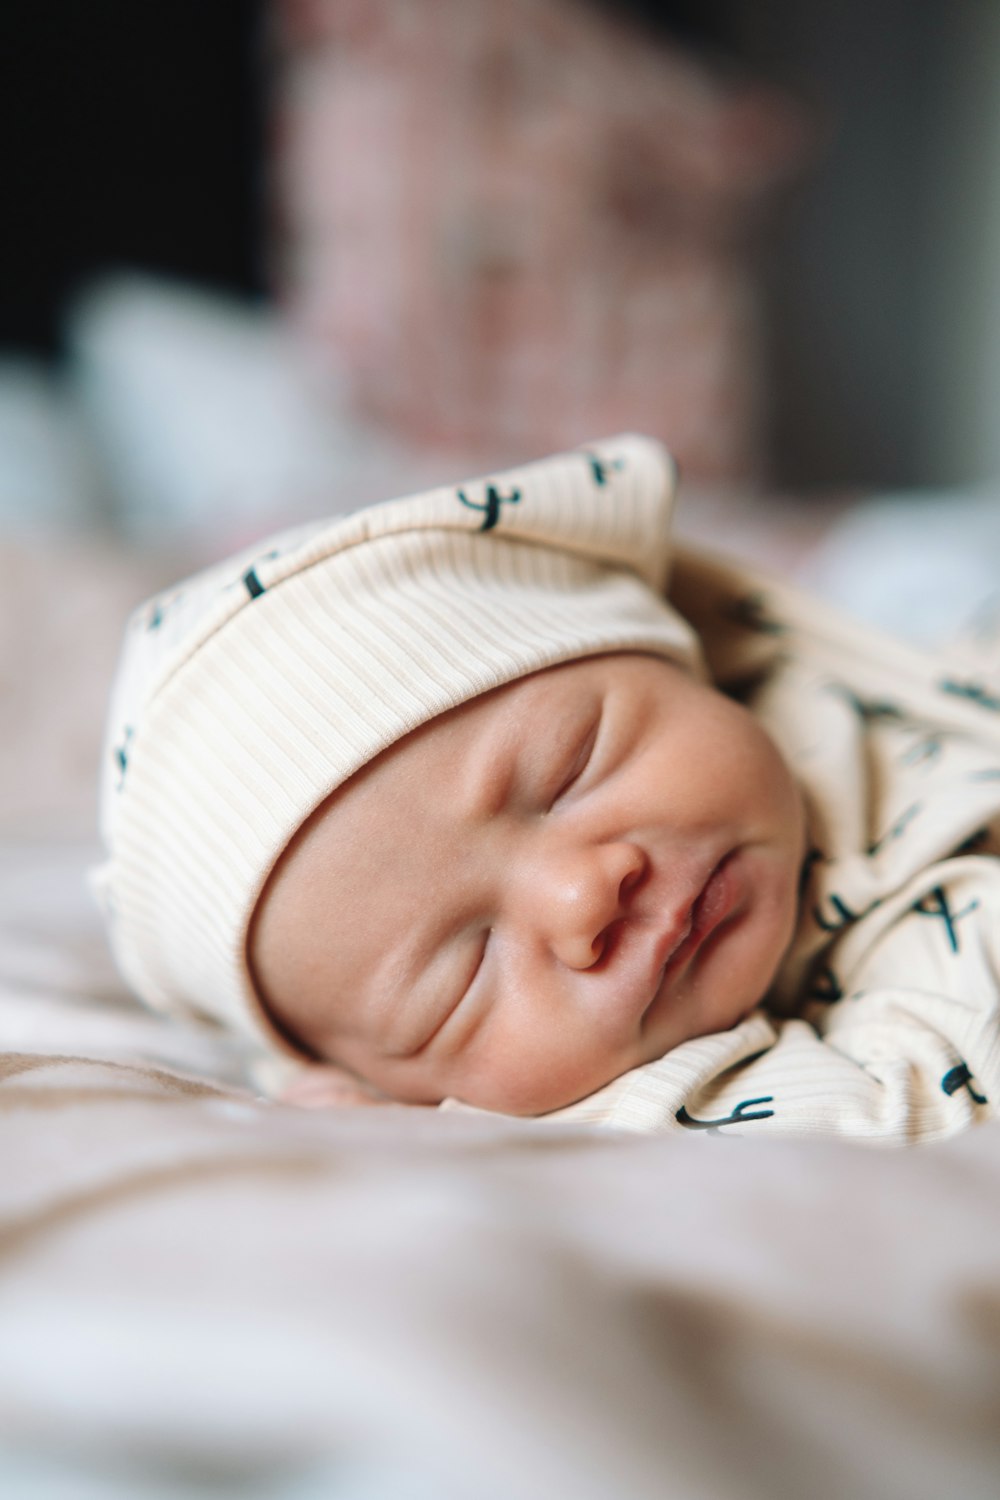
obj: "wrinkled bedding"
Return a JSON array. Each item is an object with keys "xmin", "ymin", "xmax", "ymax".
[{"xmin": 4, "ymin": 531, "xmax": 1000, "ymax": 1499}]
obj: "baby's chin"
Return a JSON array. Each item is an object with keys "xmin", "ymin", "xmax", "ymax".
[
  {"xmin": 438, "ymin": 1053, "xmax": 647, "ymax": 1117},
  {"xmin": 329, "ymin": 1029, "xmax": 634, "ymax": 1116}
]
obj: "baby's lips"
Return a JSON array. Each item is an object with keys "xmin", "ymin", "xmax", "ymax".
[{"xmin": 657, "ymin": 850, "xmax": 741, "ymax": 980}]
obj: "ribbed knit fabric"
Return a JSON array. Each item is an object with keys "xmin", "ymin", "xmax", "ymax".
[{"xmin": 92, "ymin": 435, "xmax": 699, "ymax": 1055}]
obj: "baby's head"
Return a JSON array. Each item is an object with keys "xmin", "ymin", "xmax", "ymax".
[
  {"xmin": 250, "ymin": 651, "xmax": 803, "ymax": 1114},
  {"xmin": 94, "ymin": 437, "xmax": 804, "ymax": 1114}
]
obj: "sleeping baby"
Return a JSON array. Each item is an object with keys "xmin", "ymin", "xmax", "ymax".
[{"xmin": 93, "ymin": 435, "xmax": 1000, "ymax": 1142}]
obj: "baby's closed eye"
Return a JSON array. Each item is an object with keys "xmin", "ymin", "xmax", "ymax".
[{"xmin": 549, "ymin": 709, "xmax": 603, "ymax": 808}]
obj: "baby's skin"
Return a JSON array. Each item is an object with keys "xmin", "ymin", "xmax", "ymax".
[{"xmin": 248, "ymin": 652, "xmax": 806, "ymax": 1115}]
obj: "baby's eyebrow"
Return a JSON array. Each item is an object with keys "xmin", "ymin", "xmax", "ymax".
[
  {"xmin": 460, "ymin": 695, "xmax": 591, "ymax": 822},
  {"xmin": 460, "ymin": 732, "xmax": 518, "ymax": 823}
]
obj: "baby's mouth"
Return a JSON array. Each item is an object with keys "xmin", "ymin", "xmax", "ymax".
[{"xmin": 659, "ymin": 851, "xmax": 740, "ymax": 980}]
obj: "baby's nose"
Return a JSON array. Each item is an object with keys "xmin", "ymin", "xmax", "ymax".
[{"xmin": 536, "ymin": 841, "xmax": 646, "ymax": 970}]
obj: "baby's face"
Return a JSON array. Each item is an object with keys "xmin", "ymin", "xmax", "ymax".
[{"xmin": 249, "ymin": 653, "xmax": 805, "ymax": 1115}]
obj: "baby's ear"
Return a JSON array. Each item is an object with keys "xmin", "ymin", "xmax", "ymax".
[{"xmin": 278, "ymin": 1063, "xmax": 391, "ymax": 1110}]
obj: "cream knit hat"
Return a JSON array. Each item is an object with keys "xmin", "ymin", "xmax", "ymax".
[{"xmin": 93, "ymin": 434, "xmax": 702, "ymax": 1057}]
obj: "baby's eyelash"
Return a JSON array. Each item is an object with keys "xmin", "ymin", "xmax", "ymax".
[
  {"xmin": 458, "ymin": 929, "xmax": 491, "ymax": 1005},
  {"xmin": 410, "ymin": 932, "xmax": 490, "ymax": 1058},
  {"xmin": 472, "ymin": 930, "xmax": 490, "ymax": 979},
  {"xmin": 551, "ymin": 714, "xmax": 601, "ymax": 806}
]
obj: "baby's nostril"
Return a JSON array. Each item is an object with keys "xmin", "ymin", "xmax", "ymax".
[{"xmin": 591, "ymin": 917, "xmax": 627, "ymax": 967}]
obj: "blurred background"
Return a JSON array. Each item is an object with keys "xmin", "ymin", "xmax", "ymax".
[{"xmin": 3, "ymin": 0, "xmax": 1000, "ymax": 830}]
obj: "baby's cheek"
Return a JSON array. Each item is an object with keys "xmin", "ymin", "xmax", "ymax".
[
  {"xmin": 731, "ymin": 850, "xmax": 800, "ymax": 1004},
  {"xmin": 455, "ymin": 1029, "xmax": 620, "ymax": 1116}
]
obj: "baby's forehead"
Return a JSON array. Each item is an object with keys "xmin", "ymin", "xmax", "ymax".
[
  {"xmin": 296, "ymin": 659, "xmax": 586, "ymax": 842},
  {"xmin": 362, "ymin": 651, "xmax": 689, "ymax": 774},
  {"xmin": 306, "ymin": 651, "xmax": 694, "ymax": 841}
]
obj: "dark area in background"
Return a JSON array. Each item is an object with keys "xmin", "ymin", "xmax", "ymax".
[
  {"xmin": 0, "ymin": 0, "xmax": 266, "ymax": 355},
  {"xmin": 733, "ymin": 2, "xmax": 946, "ymax": 489},
  {"xmin": 0, "ymin": 1, "xmax": 963, "ymax": 487},
  {"xmin": 0, "ymin": 0, "xmax": 771, "ymax": 361},
  {"xmin": 631, "ymin": 1, "xmax": 954, "ymax": 488}
]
